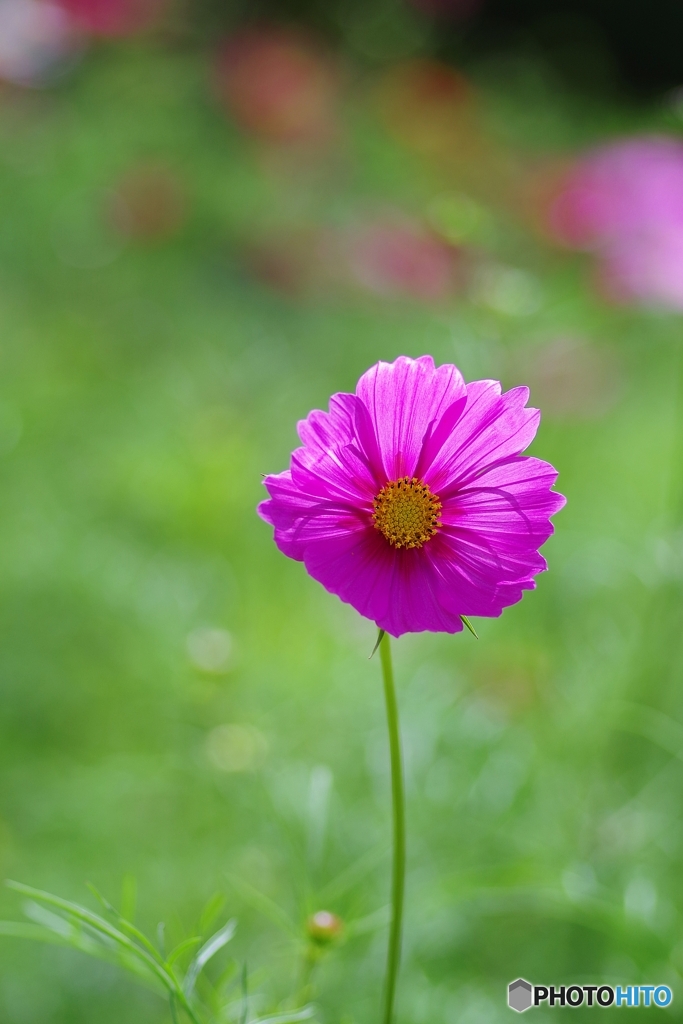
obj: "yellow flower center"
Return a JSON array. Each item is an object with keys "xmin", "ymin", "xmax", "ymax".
[{"xmin": 372, "ymin": 476, "xmax": 442, "ymax": 550}]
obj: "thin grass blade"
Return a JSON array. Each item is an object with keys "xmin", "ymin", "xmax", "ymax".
[
  {"xmin": 5, "ymin": 881, "xmax": 176, "ymax": 993},
  {"xmin": 183, "ymin": 918, "xmax": 237, "ymax": 996},
  {"xmin": 167, "ymin": 935, "xmax": 202, "ymax": 967}
]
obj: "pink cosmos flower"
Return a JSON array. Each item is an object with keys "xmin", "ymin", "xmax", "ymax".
[
  {"xmin": 548, "ymin": 136, "xmax": 683, "ymax": 309},
  {"xmin": 550, "ymin": 136, "xmax": 683, "ymax": 249},
  {"xmin": 0, "ymin": 0, "xmax": 80, "ymax": 87},
  {"xmin": 258, "ymin": 356, "xmax": 564, "ymax": 637}
]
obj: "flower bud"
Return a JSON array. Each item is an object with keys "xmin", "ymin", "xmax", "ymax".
[{"xmin": 306, "ymin": 910, "xmax": 343, "ymax": 944}]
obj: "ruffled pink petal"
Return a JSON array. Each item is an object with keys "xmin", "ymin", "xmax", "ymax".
[
  {"xmin": 374, "ymin": 549, "xmax": 466, "ymax": 636},
  {"xmin": 302, "ymin": 527, "xmax": 396, "ymax": 625},
  {"xmin": 259, "ymin": 469, "xmax": 369, "ymax": 561},
  {"xmin": 301, "ymin": 527, "xmax": 464, "ymax": 637},
  {"xmin": 423, "ymin": 531, "xmax": 535, "ymax": 619},
  {"xmin": 297, "ymin": 392, "xmax": 358, "ymax": 451},
  {"xmin": 355, "ymin": 355, "xmax": 466, "ymax": 480},
  {"xmin": 414, "ymin": 395, "xmax": 467, "ymax": 479},
  {"xmin": 291, "ymin": 441, "xmax": 377, "ymax": 504},
  {"xmin": 441, "ymin": 456, "xmax": 566, "ymax": 558},
  {"xmin": 423, "ymin": 381, "xmax": 540, "ymax": 494}
]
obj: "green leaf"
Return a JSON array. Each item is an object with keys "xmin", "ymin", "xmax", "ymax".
[
  {"xmin": 369, "ymin": 629, "xmax": 385, "ymax": 659},
  {"xmin": 0, "ymin": 920, "xmax": 77, "ymax": 946},
  {"xmin": 86, "ymin": 882, "xmax": 117, "ymax": 916},
  {"xmin": 6, "ymin": 909, "xmax": 162, "ymax": 991},
  {"xmin": 5, "ymin": 881, "xmax": 175, "ymax": 993},
  {"xmin": 117, "ymin": 916, "xmax": 169, "ymax": 966},
  {"xmin": 167, "ymin": 935, "xmax": 203, "ymax": 968},
  {"xmin": 5, "ymin": 882, "xmax": 205, "ymax": 1024},
  {"xmin": 184, "ymin": 919, "xmax": 237, "ymax": 997},
  {"xmin": 460, "ymin": 615, "xmax": 479, "ymax": 639},
  {"xmin": 87, "ymin": 881, "xmax": 164, "ymax": 966}
]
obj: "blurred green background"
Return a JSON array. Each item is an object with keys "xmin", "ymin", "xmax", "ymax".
[{"xmin": 2, "ymin": 1, "xmax": 683, "ymax": 1021}]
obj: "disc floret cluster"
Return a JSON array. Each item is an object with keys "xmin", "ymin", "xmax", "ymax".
[{"xmin": 372, "ymin": 476, "xmax": 442, "ymax": 549}]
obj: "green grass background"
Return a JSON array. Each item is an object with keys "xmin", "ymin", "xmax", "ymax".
[{"xmin": 1, "ymin": 39, "xmax": 683, "ymax": 1022}]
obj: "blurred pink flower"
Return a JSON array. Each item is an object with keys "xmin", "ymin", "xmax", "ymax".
[
  {"xmin": 0, "ymin": 0, "xmax": 80, "ymax": 86},
  {"xmin": 597, "ymin": 227, "xmax": 683, "ymax": 308},
  {"xmin": 214, "ymin": 27, "xmax": 338, "ymax": 144},
  {"xmin": 347, "ymin": 219, "xmax": 459, "ymax": 301},
  {"xmin": 549, "ymin": 136, "xmax": 683, "ymax": 309},
  {"xmin": 57, "ymin": 0, "xmax": 164, "ymax": 37}
]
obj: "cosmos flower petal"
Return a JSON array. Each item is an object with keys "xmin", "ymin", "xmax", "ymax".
[
  {"xmin": 302, "ymin": 527, "xmax": 397, "ymax": 625},
  {"xmin": 259, "ymin": 470, "xmax": 368, "ymax": 561},
  {"xmin": 442, "ymin": 457, "xmax": 566, "ymax": 553},
  {"xmin": 355, "ymin": 355, "xmax": 467, "ymax": 479},
  {"xmin": 297, "ymin": 392, "xmax": 358, "ymax": 451},
  {"xmin": 425, "ymin": 532, "xmax": 537, "ymax": 619},
  {"xmin": 291, "ymin": 442, "xmax": 377, "ymax": 504},
  {"xmin": 374, "ymin": 550, "xmax": 466, "ymax": 636},
  {"xmin": 414, "ymin": 395, "xmax": 467, "ymax": 480},
  {"xmin": 351, "ymin": 395, "xmax": 386, "ymax": 487},
  {"xmin": 424, "ymin": 382, "xmax": 540, "ymax": 492}
]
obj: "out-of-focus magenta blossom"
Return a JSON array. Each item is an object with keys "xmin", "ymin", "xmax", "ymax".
[
  {"xmin": 347, "ymin": 220, "xmax": 458, "ymax": 301},
  {"xmin": 549, "ymin": 136, "xmax": 683, "ymax": 309},
  {"xmin": 57, "ymin": 0, "xmax": 164, "ymax": 36},
  {"xmin": 258, "ymin": 356, "xmax": 564, "ymax": 637},
  {"xmin": 596, "ymin": 225, "xmax": 683, "ymax": 308},
  {"xmin": 0, "ymin": 0, "xmax": 80, "ymax": 86},
  {"xmin": 214, "ymin": 27, "xmax": 338, "ymax": 143}
]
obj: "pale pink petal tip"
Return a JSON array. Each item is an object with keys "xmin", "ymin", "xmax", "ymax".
[{"xmin": 258, "ymin": 355, "xmax": 565, "ymax": 637}]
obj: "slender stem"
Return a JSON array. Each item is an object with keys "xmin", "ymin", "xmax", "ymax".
[
  {"xmin": 295, "ymin": 947, "xmax": 316, "ymax": 1007},
  {"xmin": 379, "ymin": 631, "xmax": 405, "ymax": 1024}
]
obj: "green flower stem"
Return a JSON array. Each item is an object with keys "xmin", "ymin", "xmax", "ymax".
[{"xmin": 379, "ymin": 631, "xmax": 405, "ymax": 1024}]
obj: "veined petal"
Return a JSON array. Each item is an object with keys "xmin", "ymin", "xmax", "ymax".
[
  {"xmin": 259, "ymin": 470, "xmax": 368, "ymax": 561},
  {"xmin": 302, "ymin": 527, "xmax": 397, "ymax": 625},
  {"xmin": 374, "ymin": 549, "xmax": 466, "ymax": 637},
  {"xmin": 425, "ymin": 531, "xmax": 537, "ymax": 618},
  {"xmin": 424, "ymin": 382, "xmax": 540, "ymax": 494},
  {"xmin": 355, "ymin": 355, "xmax": 466, "ymax": 480},
  {"xmin": 297, "ymin": 392, "xmax": 358, "ymax": 451},
  {"xmin": 441, "ymin": 456, "xmax": 566, "ymax": 553},
  {"xmin": 291, "ymin": 442, "xmax": 377, "ymax": 504},
  {"xmin": 414, "ymin": 395, "xmax": 467, "ymax": 479}
]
